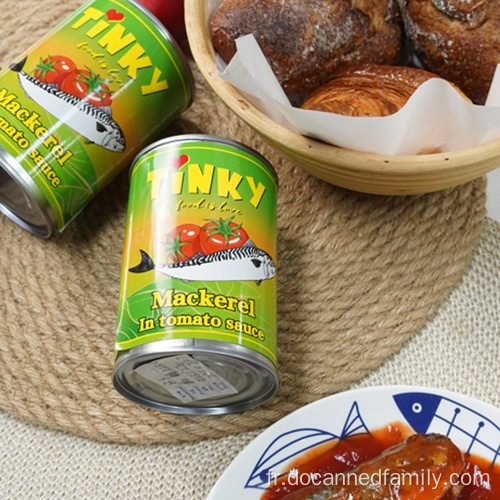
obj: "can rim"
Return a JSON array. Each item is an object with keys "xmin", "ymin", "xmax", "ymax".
[
  {"xmin": 112, "ymin": 339, "xmax": 278, "ymax": 415},
  {"xmin": 0, "ymin": 148, "xmax": 56, "ymax": 238},
  {"xmin": 128, "ymin": 134, "xmax": 279, "ymax": 185},
  {"xmin": 125, "ymin": 0, "xmax": 196, "ymax": 109}
]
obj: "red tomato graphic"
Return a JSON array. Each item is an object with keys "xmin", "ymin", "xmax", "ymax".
[
  {"xmin": 60, "ymin": 68, "xmax": 112, "ymax": 107},
  {"xmin": 200, "ymin": 217, "xmax": 249, "ymax": 255},
  {"xmin": 33, "ymin": 55, "xmax": 77, "ymax": 86},
  {"xmin": 165, "ymin": 224, "xmax": 202, "ymax": 262}
]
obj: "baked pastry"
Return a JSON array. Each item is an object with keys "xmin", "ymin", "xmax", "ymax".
[
  {"xmin": 210, "ymin": 0, "xmax": 403, "ymax": 95},
  {"xmin": 300, "ymin": 63, "xmax": 470, "ymax": 117},
  {"xmin": 396, "ymin": 0, "xmax": 500, "ymax": 105}
]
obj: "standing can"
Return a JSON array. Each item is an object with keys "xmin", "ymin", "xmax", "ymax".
[
  {"xmin": 112, "ymin": 135, "xmax": 279, "ymax": 414},
  {"xmin": 0, "ymin": 0, "xmax": 193, "ymax": 237}
]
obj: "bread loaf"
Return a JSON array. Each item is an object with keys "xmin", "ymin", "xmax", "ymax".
[
  {"xmin": 396, "ymin": 0, "xmax": 500, "ymax": 105},
  {"xmin": 300, "ymin": 64, "xmax": 470, "ymax": 117},
  {"xmin": 210, "ymin": 0, "xmax": 403, "ymax": 95}
]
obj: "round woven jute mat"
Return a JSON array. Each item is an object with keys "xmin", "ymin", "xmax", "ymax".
[{"xmin": 0, "ymin": 0, "xmax": 487, "ymax": 444}]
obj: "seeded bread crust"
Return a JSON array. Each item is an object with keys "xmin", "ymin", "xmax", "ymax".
[
  {"xmin": 210, "ymin": 0, "xmax": 403, "ymax": 95},
  {"xmin": 396, "ymin": 0, "xmax": 500, "ymax": 104}
]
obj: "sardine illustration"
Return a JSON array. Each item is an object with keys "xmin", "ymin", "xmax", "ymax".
[
  {"xmin": 394, "ymin": 391, "xmax": 500, "ymax": 465},
  {"xmin": 245, "ymin": 401, "xmax": 369, "ymax": 490},
  {"xmin": 129, "ymin": 244, "xmax": 276, "ymax": 285},
  {"xmin": 10, "ymin": 56, "xmax": 125, "ymax": 152}
]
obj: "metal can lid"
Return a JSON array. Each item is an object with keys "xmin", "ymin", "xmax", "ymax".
[
  {"xmin": 0, "ymin": 149, "xmax": 56, "ymax": 237},
  {"xmin": 112, "ymin": 339, "xmax": 278, "ymax": 415}
]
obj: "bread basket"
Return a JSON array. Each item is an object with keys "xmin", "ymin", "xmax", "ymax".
[{"xmin": 185, "ymin": 1, "xmax": 500, "ymax": 196}]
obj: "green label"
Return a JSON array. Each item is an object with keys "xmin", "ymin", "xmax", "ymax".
[
  {"xmin": 0, "ymin": 0, "xmax": 191, "ymax": 230},
  {"xmin": 116, "ymin": 140, "xmax": 278, "ymax": 365}
]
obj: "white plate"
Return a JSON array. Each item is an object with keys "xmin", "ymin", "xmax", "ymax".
[{"xmin": 208, "ymin": 385, "xmax": 500, "ymax": 499}]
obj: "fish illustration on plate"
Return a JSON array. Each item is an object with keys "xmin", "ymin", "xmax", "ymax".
[
  {"xmin": 245, "ymin": 401, "xmax": 369, "ymax": 490},
  {"xmin": 10, "ymin": 56, "xmax": 126, "ymax": 152},
  {"xmin": 394, "ymin": 391, "xmax": 500, "ymax": 465},
  {"xmin": 129, "ymin": 240, "xmax": 276, "ymax": 286}
]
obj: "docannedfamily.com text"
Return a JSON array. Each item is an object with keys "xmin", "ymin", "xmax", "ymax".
[{"xmin": 266, "ymin": 468, "xmax": 490, "ymax": 490}]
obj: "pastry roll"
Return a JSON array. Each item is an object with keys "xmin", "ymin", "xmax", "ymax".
[{"xmin": 300, "ymin": 63, "xmax": 470, "ymax": 117}]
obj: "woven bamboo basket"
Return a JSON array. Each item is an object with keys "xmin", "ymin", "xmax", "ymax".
[{"xmin": 185, "ymin": 0, "xmax": 500, "ymax": 196}]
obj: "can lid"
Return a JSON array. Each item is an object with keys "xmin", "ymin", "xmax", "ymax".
[
  {"xmin": 112, "ymin": 340, "xmax": 278, "ymax": 415},
  {"xmin": 0, "ymin": 149, "xmax": 56, "ymax": 237}
]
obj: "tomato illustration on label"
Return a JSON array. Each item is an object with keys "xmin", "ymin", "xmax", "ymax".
[
  {"xmin": 9, "ymin": 55, "xmax": 125, "ymax": 152},
  {"xmin": 200, "ymin": 216, "xmax": 249, "ymax": 254},
  {"xmin": 164, "ymin": 224, "xmax": 202, "ymax": 262},
  {"xmin": 33, "ymin": 55, "xmax": 77, "ymax": 86},
  {"xmin": 60, "ymin": 67, "xmax": 113, "ymax": 108}
]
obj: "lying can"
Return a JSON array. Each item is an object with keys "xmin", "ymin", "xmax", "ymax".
[
  {"xmin": 112, "ymin": 134, "xmax": 279, "ymax": 414},
  {"xmin": 0, "ymin": 0, "xmax": 193, "ymax": 237}
]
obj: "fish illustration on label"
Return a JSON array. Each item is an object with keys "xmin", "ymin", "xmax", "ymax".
[
  {"xmin": 10, "ymin": 56, "xmax": 125, "ymax": 152},
  {"xmin": 394, "ymin": 391, "xmax": 500, "ymax": 465},
  {"xmin": 129, "ymin": 241, "xmax": 276, "ymax": 285}
]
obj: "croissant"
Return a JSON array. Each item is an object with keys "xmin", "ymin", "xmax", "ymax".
[
  {"xmin": 210, "ymin": 0, "xmax": 403, "ymax": 96},
  {"xmin": 300, "ymin": 64, "xmax": 470, "ymax": 117},
  {"xmin": 396, "ymin": 0, "xmax": 500, "ymax": 105}
]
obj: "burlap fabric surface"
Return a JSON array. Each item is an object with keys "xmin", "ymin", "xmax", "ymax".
[{"xmin": 0, "ymin": 0, "xmax": 487, "ymax": 445}]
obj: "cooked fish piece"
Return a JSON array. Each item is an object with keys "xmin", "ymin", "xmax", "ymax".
[{"xmin": 313, "ymin": 433, "xmax": 465, "ymax": 500}]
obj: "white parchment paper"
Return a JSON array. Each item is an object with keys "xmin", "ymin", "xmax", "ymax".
[{"xmin": 209, "ymin": 0, "xmax": 500, "ymax": 155}]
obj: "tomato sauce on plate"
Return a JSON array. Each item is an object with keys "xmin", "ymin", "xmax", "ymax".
[{"xmin": 261, "ymin": 422, "xmax": 500, "ymax": 500}]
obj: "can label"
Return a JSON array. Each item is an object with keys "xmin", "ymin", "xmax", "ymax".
[
  {"xmin": 0, "ymin": 0, "xmax": 191, "ymax": 230},
  {"xmin": 116, "ymin": 138, "xmax": 278, "ymax": 366}
]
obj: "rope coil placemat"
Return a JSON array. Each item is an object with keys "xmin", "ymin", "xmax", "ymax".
[{"xmin": 0, "ymin": 0, "xmax": 487, "ymax": 444}]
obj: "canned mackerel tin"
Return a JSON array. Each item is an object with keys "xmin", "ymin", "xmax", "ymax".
[
  {"xmin": 0, "ymin": 0, "xmax": 193, "ymax": 237},
  {"xmin": 113, "ymin": 135, "xmax": 279, "ymax": 414}
]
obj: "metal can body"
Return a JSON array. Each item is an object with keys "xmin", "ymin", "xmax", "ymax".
[
  {"xmin": 113, "ymin": 134, "xmax": 279, "ymax": 414},
  {"xmin": 0, "ymin": 0, "xmax": 193, "ymax": 237}
]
